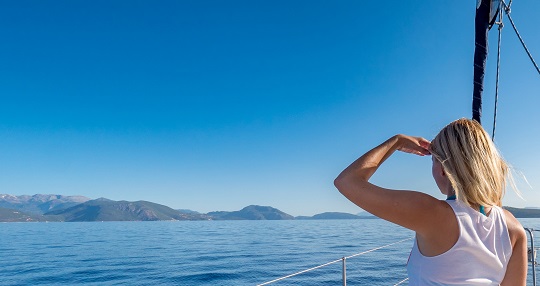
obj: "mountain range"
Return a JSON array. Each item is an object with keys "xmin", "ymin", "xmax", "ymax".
[
  {"xmin": 44, "ymin": 198, "xmax": 212, "ymax": 222},
  {"xmin": 0, "ymin": 194, "xmax": 90, "ymax": 215},
  {"xmin": 2, "ymin": 194, "xmax": 540, "ymax": 222}
]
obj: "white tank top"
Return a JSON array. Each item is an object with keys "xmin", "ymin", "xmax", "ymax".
[{"xmin": 407, "ymin": 200, "xmax": 512, "ymax": 285}]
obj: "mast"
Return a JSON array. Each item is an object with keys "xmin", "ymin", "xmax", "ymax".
[{"xmin": 472, "ymin": 0, "xmax": 500, "ymax": 123}]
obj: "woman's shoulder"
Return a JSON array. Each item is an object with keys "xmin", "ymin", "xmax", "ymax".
[{"xmin": 502, "ymin": 208, "xmax": 526, "ymax": 246}]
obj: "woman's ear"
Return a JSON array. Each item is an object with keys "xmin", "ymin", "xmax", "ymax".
[{"xmin": 435, "ymin": 160, "xmax": 447, "ymax": 178}]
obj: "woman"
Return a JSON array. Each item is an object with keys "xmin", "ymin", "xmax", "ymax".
[{"xmin": 334, "ymin": 118, "xmax": 527, "ymax": 285}]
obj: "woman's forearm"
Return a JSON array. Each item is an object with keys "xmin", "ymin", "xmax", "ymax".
[
  {"xmin": 335, "ymin": 135, "xmax": 400, "ymax": 184},
  {"xmin": 335, "ymin": 134, "xmax": 430, "ymax": 187},
  {"xmin": 333, "ymin": 134, "xmax": 432, "ymax": 231}
]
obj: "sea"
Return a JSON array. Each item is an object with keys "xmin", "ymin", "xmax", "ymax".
[{"xmin": 1, "ymin": 218, "xmax": 539, "ymax": 286}]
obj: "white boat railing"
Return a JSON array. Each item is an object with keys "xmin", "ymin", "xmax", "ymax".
[
  {"xmin": 525, "ymin": 228, "xmax": 539, "ymax": 286},
  {"xmin": 256, "ymin": 237, "xmax": 413, "ymax": 286},
  {"xmin": 257, "ymin": 228, "xmax": 540, "ymax": 286}
]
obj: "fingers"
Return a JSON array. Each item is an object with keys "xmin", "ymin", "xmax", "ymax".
[
  {"xmin": 400, "ymin": 146, "xmax": 429, "ymax": 156},
  {"xmin": 419, "ymin": 138, "xmax": 431, "ymax": 149},
  {"xmin": 397, "ymin": 135, "xmax": 431, "ymax": 156},
  {"xmin": 418, "ymin": 139, "xmax": 431, "ymax": 155},
  {"xmin": 419, "ymin": 138, "xmax": 431, "ymax": 155},
  {"xmin": 411, "ymin": 148, "xmax": 429, "ymax": 156}
]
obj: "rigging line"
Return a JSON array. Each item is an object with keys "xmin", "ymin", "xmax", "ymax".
[
  {"xmin": 345, "ymin": 237, "xmax": 413, "ymax": 260},
  {"xmin": 256, "ymin": 258, "xmax": 344, "ymax": 286},
  {"xmin": 492, "ymin": 1, "xmax": 504, "ymax": 141},
  {"xmin": 393, "ymin": 277, "xmax": 409, "ymax": 286},
  {"xmin": 502, "ymin": 0, "xmax": 540, "ymax": 76},
  {"xmin": 256, "ymin": 237, "xmax": 413, "ymax": 286}
]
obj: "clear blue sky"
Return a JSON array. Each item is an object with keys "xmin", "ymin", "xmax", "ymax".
[{"xmin": 1, "ymin": 1, "xmax": 539, "ymax": 216}]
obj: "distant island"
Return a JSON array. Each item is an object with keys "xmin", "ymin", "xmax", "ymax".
[{"xmin": 1, "ymin": 194, "xmax": 540, "ymax": 222}]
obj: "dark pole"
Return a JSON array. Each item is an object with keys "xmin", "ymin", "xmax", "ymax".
[{"xmin": 472, "ymin": 0, "xmax": 491, "ymax": 123}]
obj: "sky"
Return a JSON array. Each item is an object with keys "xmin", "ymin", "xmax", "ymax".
[{"xmin": 0, "ymin": 1, "xmax": 539, "ymax": 216}]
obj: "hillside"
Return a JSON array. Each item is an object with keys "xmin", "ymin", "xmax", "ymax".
[
  {"xmin": 0, "ymin": 194, "xmax": 90, "ymax": 214},
  {"xmin": 505, "ymin": 207, "xmax": 540, "ymax": 218},
  {"xmin": 45, "ymin": 199, "xmax": 210, "ymax": 222},
  {"xmin": 3, "ymin": 193, "xmax": 540, "ymax": 222},
  {"xmin": 208, "ymin": 205, "xmax": 294, "ymax": 220},
  {"xmin": 311, "ymin": 212, "xmax": 361, "ymax": 219},
  {"xmin": 0, "ymin": 207, "xmax": 62, "ymax": 222}
]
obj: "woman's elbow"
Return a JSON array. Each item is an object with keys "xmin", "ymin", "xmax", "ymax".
[{"xmin": 334, "ymin": 174, "xmax": 351, "ymax": 195}]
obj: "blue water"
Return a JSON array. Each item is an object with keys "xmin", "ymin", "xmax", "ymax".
[{"xmin": 1, "ymin": 218, "xmax": 539, "ymax": 285}]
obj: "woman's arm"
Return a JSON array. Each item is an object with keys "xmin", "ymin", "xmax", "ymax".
[
  {"xmin": 334, "ymin": 134, "xmax": 449, "ymax": 234},
  {"xmin": 501, "ymin": 210, "xmax": 528, "ymax": 286},
  {"xmin": 335, "ymin": 134, "xmax": 430, "ymax": 181}
]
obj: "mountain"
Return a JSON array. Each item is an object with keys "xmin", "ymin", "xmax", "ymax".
[
  {"xmin": 0, "ymin": 207, "xmax": 63, "ymax": 222},
  {"xmin": 207, "ymin": 205, "xmax": 294, "ymax": 220},
  {"xmin": 0, "ymin": 194, "xmax": 90, "ymax": 214},
  {"xmin": 177, "ymin": 209, "xmax": 201, "ymax": 215},
  {"xmin": 46, "ymin": 199, "xmax": 210, "ymax": 222},
  {"xmin": 357, "ymin": 211, "xmax": 376, "ymax": 218},
  {"xmin": 505, "ymin": 207, "xmax": 540, "ymax": 218},
  {"xmin": 311, "ymin": 212, "xmax": 361, "ymax": 219},
  {"xmin": 3, "ymin": 193, "xmax": 539, "ymax": 222},
  {"xmin": 295, "ymin": 212, "xmax": 377, "ymax": 220}
]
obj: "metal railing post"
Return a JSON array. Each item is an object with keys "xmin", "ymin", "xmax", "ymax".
[
  {"xmin": 256, "ymin": 237, "xmax": 413, "ymax": 285},
  {"xmin": 342, "ymin": 257, "xmax": 347, "ymax": 286},
  {"xmin": 525, "ymin": 228, "xmax": 536, "ymax": 286}
]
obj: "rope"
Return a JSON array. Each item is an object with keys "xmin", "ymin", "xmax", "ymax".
[
  {"xmin": 344, "ymin": 237, "xmax": 413, "ymax": 259},
  {"xmin": 393, "ymin": 277, "xmax": 409, "ymax": 286},
  {"xmin": 502, "ymin": 0, "xmax": 540, "ymax": 76},
  {"xmin": 256, "ymin": 237, "xmax": 413, "ymax": 286},
  {"xmin": 256, "ymin": 258, "xmax": 343, "ymax": 285},
  {"xmin": 492, "ymin": 1, "xmax": 504, "ymax": 141}
]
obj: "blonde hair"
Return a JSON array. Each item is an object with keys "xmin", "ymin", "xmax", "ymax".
[{"xmin": 430, "ymin": 118, "xmax": 510, "ymax": 207}]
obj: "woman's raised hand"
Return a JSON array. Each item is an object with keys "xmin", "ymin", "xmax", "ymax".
[{"xmin": 395, "ymin": 134, "xmax": 431, "ymax": 156}]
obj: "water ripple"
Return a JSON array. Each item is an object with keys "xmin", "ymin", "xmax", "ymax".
[{"xmin": 0, "ymin": 219, "xmax": 421, "ymax": 285}]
